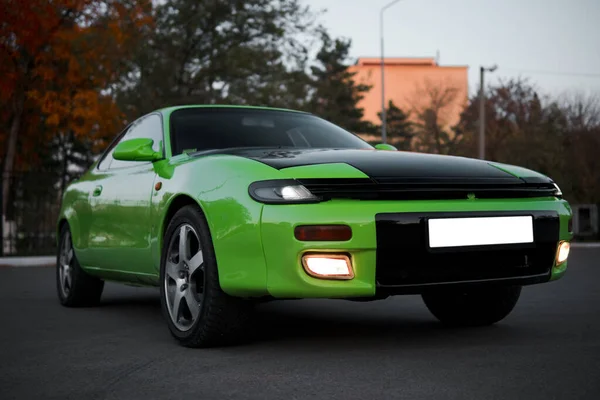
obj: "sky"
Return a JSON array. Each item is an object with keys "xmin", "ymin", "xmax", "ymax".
[{"xmin": 302, "ymin": 0, "xmax": 600, "ymax": 98}]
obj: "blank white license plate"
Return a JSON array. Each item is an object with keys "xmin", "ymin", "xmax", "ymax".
[{"xmin": 427, "ymin": 216, "xmax": 534, "ymax": 248}]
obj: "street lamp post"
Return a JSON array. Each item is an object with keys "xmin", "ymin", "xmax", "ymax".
[
  {"xmin": 380, "ymin": 0, "xmax": 405, "ymax": 144},
  {"xmin": 478, "ymin": 64, "xmax": 497, "ymax": 159}
]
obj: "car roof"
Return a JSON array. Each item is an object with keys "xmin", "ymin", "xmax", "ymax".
[{"xmin": 158, "ymin": 104, "xmax": 311, "ymax": 115}]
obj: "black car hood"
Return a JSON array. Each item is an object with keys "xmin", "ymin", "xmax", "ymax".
[{"xmin": 210, "ymin": 147, "xmax": 529, "ymax": 184}]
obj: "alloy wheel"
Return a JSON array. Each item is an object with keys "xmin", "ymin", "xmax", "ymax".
[
  {"xmin": 58, "ymin": 231, "xmax": 74, "ymax": 297},
  {"xmin": 164, "ymin": 224, "xmax": 205, "ymax": 331}
]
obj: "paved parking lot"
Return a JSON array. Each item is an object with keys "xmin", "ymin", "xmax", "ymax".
[{"xmin": 1, "ymin": 248, "xmax": 599, "ymax": 400}]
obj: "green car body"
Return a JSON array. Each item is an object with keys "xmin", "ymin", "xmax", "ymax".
[{"xmin": 56, "ymin": 105, "xmax": 572, "ymax": 346}]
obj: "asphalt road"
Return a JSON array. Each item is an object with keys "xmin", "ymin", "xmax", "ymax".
[{"xmin": 1, "ymin": 248, "xmax": 599, "ymax": 400}]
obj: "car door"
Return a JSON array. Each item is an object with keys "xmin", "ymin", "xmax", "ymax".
[{"xmin": 87, "ymin": 113, "xmax": 163, "ymax": 279}]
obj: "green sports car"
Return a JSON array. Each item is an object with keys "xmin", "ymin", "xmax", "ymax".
[{"xmin": 56, "ymin": 105, "xmax": 572, "ymax": 347}]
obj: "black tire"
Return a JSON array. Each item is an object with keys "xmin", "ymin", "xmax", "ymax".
[
  {"xmin": 422, "ymin": 285, "xmax": 522, "ymax": 327},
  {"xmin": 159, "ymin": 204, "xmax": 252, "ymax": 348},
  {"xmin": 56, "ymin": 224, "xmax": 104, "ymax": 307}
]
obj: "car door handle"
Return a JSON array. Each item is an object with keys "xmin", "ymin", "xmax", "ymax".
[{"xmin": 92, "ymin": 185, "xmax": 103, "ymax": 197}]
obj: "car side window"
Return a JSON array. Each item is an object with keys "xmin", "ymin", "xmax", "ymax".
[
  {"xmin": 97, "ymin": 149, "xmax": 113, "ymax": 171},
  {"xmin": 97, "ymin": 127, "xmax": 130, "ymax": 171},
  {"xmin": 109, "ymin": 114, "xmax": 163, "ymax": 170}
]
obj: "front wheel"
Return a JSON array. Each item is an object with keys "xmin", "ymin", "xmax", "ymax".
[
  {"xmin": 422, "ymin": 285, "xmax": 522, "ymax": 327},
  {"xmin": 160, "ymin": 205, "xmax": 252, "ymax": 348}
]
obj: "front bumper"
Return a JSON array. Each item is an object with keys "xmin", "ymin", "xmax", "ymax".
[{"xmin": 260, "ymin": 197, "xmax": 572, "ymax": 298}]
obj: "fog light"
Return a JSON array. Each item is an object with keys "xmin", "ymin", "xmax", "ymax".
[
  {"xmin": 556, "ymin": 241, "xmax": 570, "ymax": 265},
  {"xmin": 301, "ymin": 254, "xmax": 353, "ymax": 280}
]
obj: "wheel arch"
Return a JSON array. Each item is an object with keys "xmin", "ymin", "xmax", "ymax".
[
  {"xmin": 155, "ymin": 193, "xmax": 220, "ymax": 280},
  {"xmin": 57, "ymin": 218, "xmax": 69, "ymax": 245},
  {"xmin": 158, "ymin": 194, "xmax": 211, "ymax": 257},
  {"xmin": 155, "ymin": 190, "xmax": 269, "ymax": 297},
  {"xmin": 161, "ymin": 194, "xmax": 204, "ymax": 239},
  {"xmin": 56, "ymin": 211, "xmax": 80, "ymax": 250}
]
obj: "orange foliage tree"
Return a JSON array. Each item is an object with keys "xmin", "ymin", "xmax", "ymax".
[{"xmin": 0, "ymin": 0, "xmax": 152, "ymax": 215}]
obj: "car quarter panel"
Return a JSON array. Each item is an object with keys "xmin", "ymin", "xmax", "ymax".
[
  {"xmin": 260, "ymin": 197, "xmax": 572, "ymax": 298},
  {"xmin": 58, "ymin": 178, "xmax": 96, "ymax": 266}
]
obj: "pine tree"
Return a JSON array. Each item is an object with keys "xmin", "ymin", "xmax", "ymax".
[
  {"xmin": 115, "ymin": 0, "xmax": 318, "ymax": 119},
  {"xmin": 308, "ymin": 32, "xmax": 373, "ymax": 133},
  {"xmin": 377, "ymin": 100, "xmax": 414, "ymax": 150}
]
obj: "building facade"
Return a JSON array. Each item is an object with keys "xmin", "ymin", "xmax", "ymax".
[{"xmin": 349, "ymin": 57, "xmax": 469, "ymax": 132}]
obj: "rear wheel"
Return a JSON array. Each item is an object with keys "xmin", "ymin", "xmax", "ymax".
[
  {"xmin": 56, "ymin": 224, "xmax": 104, "ymax": 307},
  {"xmin": 422, "ymin": 285, "xmax": 521, "ymax": 327},
  {"xmin": 160, "ymin": 205, "xmax": 252, "ymax": 347}
]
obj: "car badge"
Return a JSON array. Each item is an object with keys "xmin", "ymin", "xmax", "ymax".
[{"xmin": 467, "ymin": 193, "xmax": 476, "ymax": 200}]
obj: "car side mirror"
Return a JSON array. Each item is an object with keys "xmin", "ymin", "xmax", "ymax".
[
  {"xmin": 374, "ymin": 143, "xmax": 397, "ymax": 151},
  {"xmin": 113, "ymin": 138, "xmax": 162, "ymax": 162}
]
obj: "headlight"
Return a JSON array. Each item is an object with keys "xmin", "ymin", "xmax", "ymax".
[
  {"xmin": 249, "ymin": 180, "xmax": 320, "ymax": 204},
  {"xmin": 552, "ymin": 183, "xmax": 563, "ymax": 198}
]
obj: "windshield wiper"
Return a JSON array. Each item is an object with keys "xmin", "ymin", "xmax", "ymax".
[{"xmin": 188, "ymin": 146, "xmax": 297, "ymax": 157}]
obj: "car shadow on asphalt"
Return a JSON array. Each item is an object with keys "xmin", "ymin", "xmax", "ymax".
[
  {"xmin": 93, "ymin": 291, "xmax": 524, "ymax": 349},
  {"xmin": 96, "ymin": 289, "xmax": 163, "ymax": 323},
  {"xmin": 246, "ymin": 300, "xmax": 518, "ymax": 349}
]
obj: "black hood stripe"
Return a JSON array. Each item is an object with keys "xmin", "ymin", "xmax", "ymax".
[{"xmin": 211, "ymin": 148, "xmax": 525, "ymax": 183}]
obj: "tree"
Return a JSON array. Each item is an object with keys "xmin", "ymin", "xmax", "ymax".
[
  {"xmin": 558, "ymin": 92, "xmax": 600, "ymax": 203},
  {"xmin": 0, "ymin": 0, "xmax": 152, "ymax": 216},
  {"xmin": 307, "ymin": 32, "xmax": 373, "ymax": 133},
  {"xmin": 408, "ymin": 78, "xmax": 464, "ymax": 154},
  {"xmin": 454, "ymin": 78, "xmax": 566, "ymax": 164},
  {"xmin": 376, "ymin": 100, "xmax": 414, "ymax": 150},
  {"xmin": 115, "ymin": 0, "xmax": 319, "ymax": 119},
  {"xmin": 454, "ymin": 78, "xmax": 600, "ymax": 203}
]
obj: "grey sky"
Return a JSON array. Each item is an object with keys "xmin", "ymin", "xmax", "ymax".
[{"xmin": 303, "ymin": 0, "xmax": 600, "ymax": 98}]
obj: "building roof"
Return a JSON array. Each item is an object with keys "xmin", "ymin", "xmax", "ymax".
[
  {"xmin": 354, "ymin": 57, "xmax": 468, "ymax": 69},
  {"xmin": 356, "ymin": 57, "xmax": 438, "ymax": 66}
]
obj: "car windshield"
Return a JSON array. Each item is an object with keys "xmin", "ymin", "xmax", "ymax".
[{"xmin": 169, "ymin": 107, "xmax": 373, "ymax": 155}]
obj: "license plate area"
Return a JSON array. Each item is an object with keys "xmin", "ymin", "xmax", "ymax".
[{"xmin": 427, "ymin": 215, "xmax": 534, "ymax": 249}]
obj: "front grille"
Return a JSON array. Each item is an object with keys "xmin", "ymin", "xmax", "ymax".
[
  {"xmin": 375, "ymin": 210, "xmax": 560, "ymax": 288},
  {"xmin": 297, "ymin": 178, "xmax": 557, "ymax": 201}
]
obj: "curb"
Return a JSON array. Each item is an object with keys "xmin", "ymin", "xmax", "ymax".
[
  {"xmin": 571, "ymin": 242, "xmax": 600, "ymax": 248},
  {"xmin": 0, "ymin": 256, "xmax": 55, "ymax": 268}
]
